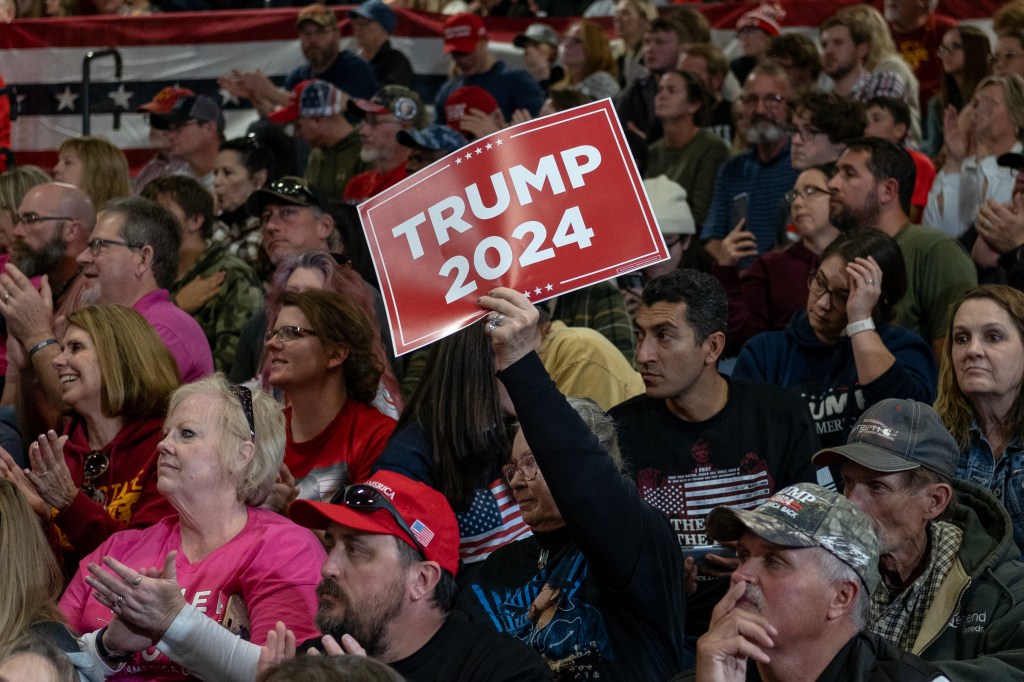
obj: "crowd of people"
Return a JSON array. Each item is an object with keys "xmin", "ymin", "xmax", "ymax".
[{"xmin": 0, "ymin": 0, "xmax": 1024, "ymax": 680}]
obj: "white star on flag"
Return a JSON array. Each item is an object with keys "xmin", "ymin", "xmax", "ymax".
[
  {"xmin": 108, "ymin": 84, "xmax": 134, "ymax": 110},
  {"xmin": 219, "ymin": 88, "xmax": 240, "ymax": 107},
  {"xmin": 55, "ymin": 86, "xmax": 78, "ymax": 112}
]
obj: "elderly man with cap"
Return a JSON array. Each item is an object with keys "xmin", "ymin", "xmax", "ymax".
[
  {"xmin": 343, "ymin": 85, "xmax": 426, "ymax": 204},
  {"xmin": 513, "ymin": 23, "xmax": 563, "ymax": 95},
  {"xmin": 433, "ymin": 14, "xmax": 545, "ymax": 126},
  {"xmin": 812, "ymin": 399, "xmax": 1024, "ymax": 678},
  {"xmin": 398, "ymin": 125, "xmax": 468, "ymax": 175},
  {"xmin": 151, "ymin": 95, "xmax": 224, "ymax": 192},
  {"xmin": 348, "ymin": 0, "xmax": 414, "ymax": 89},
  {"xmin": 697, "ymin": 482, "xmax": 950, "ymax": 682},
  {"xmin": 220, "ymin": 3, "xmax": 378, "ymax": 118},
  {"xmin": 269, "ymin": 80, "xmax": 368, "ymax": 199}
]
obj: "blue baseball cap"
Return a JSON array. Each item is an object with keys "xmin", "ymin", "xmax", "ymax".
[
  {"xmin": 397, "ymin": 125, "xmax": 468, "ymax": 153},
  {"xmin": 348, "ymin": 0, "xmax": 396, "ymax": 34}
]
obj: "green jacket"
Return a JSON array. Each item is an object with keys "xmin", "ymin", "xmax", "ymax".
[
  {"xmin": 912, "ymin": 480, "xmax": 1024, "ymax": 680},
  {"xmin": 171, "ymin": 243, "xmax": 264, "ymax": 373}
]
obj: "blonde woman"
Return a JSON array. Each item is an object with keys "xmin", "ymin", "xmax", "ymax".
[{"xmin": 53, "ymin": 136, "xmax": 130, "ymax": 211}]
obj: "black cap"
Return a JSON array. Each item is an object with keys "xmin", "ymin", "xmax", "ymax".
[{"xmin": 245, "ymin": 176, "xmax": 329, "ymax": 216}]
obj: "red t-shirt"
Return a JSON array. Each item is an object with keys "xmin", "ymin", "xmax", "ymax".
[
  {"xmin": 909, "ymin": 148, "xmax": 937, "ymax": 208},
  {"xmin": 342, "ymin": 163, "xmax": 408, "ymax": 204},
  {"xmin": 284, "ymin": 399, "xmax": 396, "ymax": 502},
  {"xmin": 892, "ymin": 13, "xmax": 957, "ymax": 109}
]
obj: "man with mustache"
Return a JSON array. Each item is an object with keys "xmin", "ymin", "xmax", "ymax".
[
  {"xmin": 697, "ymin": 482, "xmax": 949, "ymax": 681},
  {"xmin": 702, "ymin": 64, "xmax": 799, "ymax": 267},
  {"xmin": 812, "ymin": 399, "xmax": 1024, "ymax": 678},
  {"xmin": 288, "ymin": 471, "xmax": 550, "ymax": 680}
]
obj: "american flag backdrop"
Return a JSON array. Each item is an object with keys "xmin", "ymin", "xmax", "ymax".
[{"xmin": 0, "ymin": 0, "xmax": 997, "ymax": 172}]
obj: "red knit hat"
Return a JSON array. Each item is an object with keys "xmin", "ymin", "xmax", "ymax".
[{"xmin": 736, "ymin": 1, "xmax": 785, "ymax": 37}]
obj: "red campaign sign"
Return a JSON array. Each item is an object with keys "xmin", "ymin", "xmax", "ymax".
[{"xmin": 359, "ymin": 99, "xmax": 668, "ymax": 356}]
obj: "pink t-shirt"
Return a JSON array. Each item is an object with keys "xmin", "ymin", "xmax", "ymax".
[
  {"xmin": 133, "ymin": 288, "xmax": 214, "ymax": 383},
  {"xmin": 60, "ymin": 508, "xmax": 325, "ymax": 681}
]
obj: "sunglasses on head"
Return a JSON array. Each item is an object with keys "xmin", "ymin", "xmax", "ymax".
[
  {"xmin": 329, "ymin": 484, "xmax": 428, "ymax": 560},
  {"xmin": 228, "ymin": 384, "xmax": 256, "ymax": 441},
  {"xmin": 267, "ymin": 178, "xmax": 318, "ymax": 204}
]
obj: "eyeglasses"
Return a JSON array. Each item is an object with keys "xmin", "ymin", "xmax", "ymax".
[
  {"xmin": 989, "ymin": 51, "xmax": 1024, "ymax": 65},
  {"xmin": 266, "ymin": 178, "xmax": 317, "ymax": 204},
  {"xmin": 82, "ymin": 449, "xmax": 109, "ymax": 505},
  {"xmin": 936, "ymin": 43, "xmax": 962, "ymax": 56},
  {"xmin": 330, "ymin": 484, "xmax": 428, "ymax": 560},
  {"xmin": 502, "ymin": 454, "xmax": 539, "ymax": 484},
  {"xmin": 807, "ymin": 270, "xmax": 849, "ymax": 309},
  {"xmin": 14, "ymin": 213, "xmax": 72, "ymax": 226},
  {"xmin": 264, "ymin": 325, "xmax": 317, "ymax": 343},
  {"xmin": 86, "ymin": 237, "xmax": 142, "ymax": 257},
  {"xmin": 228, "ymin": 384, "xmax": 255, "ymax": 441},
  {"xmin": 785, "ymin": 185, "xmax": 831, "ymax": 205},
  {"xmin": 740, "ymin": 93, "xmax": 788, "ymax": 109}
]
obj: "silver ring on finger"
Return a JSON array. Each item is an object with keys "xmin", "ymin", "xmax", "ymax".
[
  {"xmin": 1, "ymin": 293, "xmax": 10, "ymax": 303},
  {"xmin": 866, "ymin": 279, "xmax": 877, "ymax": 284},
  {"xmin": 486, "ymin": 320, "xmax": 498, "ymax": 333},
  {"xmin": 132, "ymin": 575, "xmax": 142, "ymax": 587},
  {"xmin": 40, "ymin": 470, "xmax": 49, "ymax": 476},
  {"xmin": 113, "ymin": 595, "xmax": 124, "ymax": 609}
]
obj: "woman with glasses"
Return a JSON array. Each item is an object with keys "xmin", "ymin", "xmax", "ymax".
[
  {"xmin": 926, "ymin": 75, "xmax": 1024, "ymax": 240},
  {"xmin": 59, "ymin": 374, "xmax": 325, "ymax": 681},
  {"xmin": 0, "ymin": 305, "xmax": 179, "ymax": 560},
  {"xmin": 264, "ymin": 289, "xmax": 396, "ymax": 509},
  {"xmin": 716, "ymin": 164, "xmax": 840, "ymax": 355},
  {"xmin": 733, "ymin": 229, "xmax": 937, "ymax": 448},
  {"xmin": 555, "ymin": 20, "xmax": 620, "ymax": 102},
  {"xmin": 456, "ymin": 288, "xmax": 685, "ymax": 679},
  {"xmin": 922, "ymin": 25, "xmax": 991, "ymax": 157}
]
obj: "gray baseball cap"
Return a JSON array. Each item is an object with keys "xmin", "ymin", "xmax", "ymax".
[
  {"xmin": 706, "ymin": 482, "xmax": 880, "ymax": 592},
  {"xmin": 513, "ymin": 23, "xmax": 559, "ymax": 49},
  {"xmin": 812, "ymin": 399, "xmax": 958, "ymax": 479}
]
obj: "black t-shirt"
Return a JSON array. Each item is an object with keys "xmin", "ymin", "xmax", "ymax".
[
  {"xmin": 609, "ymin": 377, "xmax": 820, "ymax": 638},
  {"xmin": 391, "ymin": 611, "xmax": 551, "ymax": 681}
]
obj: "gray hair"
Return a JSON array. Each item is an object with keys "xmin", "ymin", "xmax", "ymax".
[
  {"xmin": 566, "ymin": 396, "xmax": 624, "ymax": 472},
  {"xmin": 101, "ymin": 196, "xmax": 180, "ymax": 290},
  {"xmin": 166, "ymin": 374, "xmax": 284, "ymax": 506},
  {"xmin": 817, "ymin": 547, "xmax": 870, "ymax": 630}
]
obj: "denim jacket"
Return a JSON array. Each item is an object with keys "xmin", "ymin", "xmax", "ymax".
[{"xmin": 956, "ymin": 422, "xmax": 1024, "ymax": 552}]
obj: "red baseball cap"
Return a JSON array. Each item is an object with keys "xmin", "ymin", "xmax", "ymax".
[
  {"xmin": 443, "ymin": 13, "xmax": 487, "ymax": 54},
  {"xmin": 290, "ymin": 471, "xmax": 460, "ymax": 575},
  {"xmin": 444, "ymin": 85, "xmax": 498, "ymax": 135},
  {"xmin": 137, "ymin": 86, "xmax": 195, "ymax": 114}
]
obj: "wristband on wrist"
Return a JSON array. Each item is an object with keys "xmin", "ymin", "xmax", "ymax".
[
  {"xmin": 28, "ymin": 338, "xmax": 58, "ymax": 356},
  {"xmin": 95, "ymin": 626, "xmax": 134, "ymax": 663},
  {"xmin": 846, "ymin": 318, "xmax": 876, "ymax": 337}
]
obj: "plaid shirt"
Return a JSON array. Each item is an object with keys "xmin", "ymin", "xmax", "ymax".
[
  {"xmin": 852, "ymin": 68, "xmax": 909, "ymax": 103},
  {"xmin": 870, "ymin": 520, "xmax": 963, "ymax": 651}
]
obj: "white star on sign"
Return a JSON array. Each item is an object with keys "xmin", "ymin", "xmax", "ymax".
[
  {"xmin": 534, "ymin": 287, "xmax": 542, "ymax": 295},
  {"xmin": 496, "ymin": 138, "xmax": 503, "ymax": 145},
  {"xmin": 108, "ymin": 84, "xmax": 133, "ymax": 110},
  {"xmin": 55, "ymin": 86, "xmax": 78, "ymax": 112},
  {"xmin": 475, "ymin": 147, "xmax": 483, "ymax": 155},
  {"xmin": 486, "ymin": 143, "xmax": 493, "ymax": 150},
  {"xmin": 523, "ymin": 290, "xmax": 531, "ymax": 297},
  {"xmin": 546, "ymin": 283, "xmax": 554, "ymax": 291},
  {"xmin": 455, "ymin": 157, "xmax": 462, "ymax": 165},
  {"xmin": 465, "ymin": 152, "xmax": 473, "ymax": 161}
]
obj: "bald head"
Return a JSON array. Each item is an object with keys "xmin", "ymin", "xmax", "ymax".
[{"xmin": 13, "ymin": 182, "xmax": 95, "ymax": 276}]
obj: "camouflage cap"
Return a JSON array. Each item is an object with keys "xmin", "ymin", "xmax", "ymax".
[
  {"xmin": 706, "ymin": 483, "xmax": 880, "ymax": 592},
  {"xmin": 812, "ymin": 399, "xmax": 958, "ymax": 479},
  {"xmin": 352, "ymin": 85, "xmax": 426, "ymax": 129}
]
